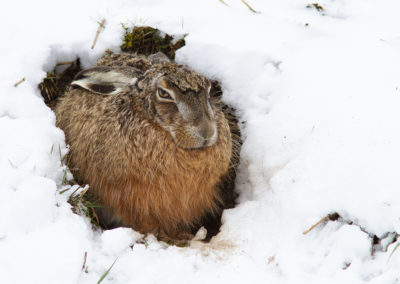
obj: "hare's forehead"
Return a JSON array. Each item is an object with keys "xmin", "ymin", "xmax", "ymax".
[{"xmin": 156, "ymin": 73, "xmax": 209, "ymax": 93}]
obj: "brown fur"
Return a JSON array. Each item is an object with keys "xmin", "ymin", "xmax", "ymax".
[{"xmin": 55, "ymin": 53, "xmax": 233, "ymax": 239}]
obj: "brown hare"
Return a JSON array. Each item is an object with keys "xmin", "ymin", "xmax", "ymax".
[{"xmin": 55, "ymin": 52, "xmax": 236, "ymax": 240}]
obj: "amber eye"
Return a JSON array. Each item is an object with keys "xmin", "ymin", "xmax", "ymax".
[{"xmin": 157, "ymin": 88, "xmax": 173, "ymax": 100}]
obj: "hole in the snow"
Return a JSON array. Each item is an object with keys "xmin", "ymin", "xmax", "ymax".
[{"xmin": 40, "ymin": 25, "xmax": 242, "ymax": 243}]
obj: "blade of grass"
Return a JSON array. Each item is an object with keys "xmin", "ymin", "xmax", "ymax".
[
  {"xmin": 97, "ymin": 258, "xmax": 118, "ymax": 284},
  {"xmin": 62, "ymin": 168, "xmax": 68, "ymax": 185},
  {"xmin": 58, "ymin": 144, "xmax": 63, "ymax": 165},
  {"xmin": 389, "ymin": 242, "xmax": 400, "ymax": 261},
  {"xmin": 59, "ymin": 187, "xmax": 71, "ymax": 194}
]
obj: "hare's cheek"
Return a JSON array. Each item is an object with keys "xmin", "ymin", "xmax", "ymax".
[{"xmin": 154, "ymin": 104, "xmax": 179, "ymax": 124}]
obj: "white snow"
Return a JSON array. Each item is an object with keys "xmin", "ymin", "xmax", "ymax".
[{"xmin": 1, "ymin": 0, "xmax": 400, "ymax": 283}]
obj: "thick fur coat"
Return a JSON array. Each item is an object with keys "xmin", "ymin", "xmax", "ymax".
[{"xmin": 55, "ymin": 53, "xmax": 233, "ymax": 239}]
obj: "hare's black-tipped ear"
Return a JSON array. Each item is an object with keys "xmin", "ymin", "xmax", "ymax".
[{"xmin": 71, "ymin": 67, "xmax": 138, "ymax": 95}]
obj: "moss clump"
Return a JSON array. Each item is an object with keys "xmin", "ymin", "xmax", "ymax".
[{"xmin": 121, "ymin": 25, "xmax": 186, "ymax": 59}]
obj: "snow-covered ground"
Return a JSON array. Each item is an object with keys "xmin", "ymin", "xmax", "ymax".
[{"xmin": 1, "ymin": 0, "xmax": 400, "ymax": 283}]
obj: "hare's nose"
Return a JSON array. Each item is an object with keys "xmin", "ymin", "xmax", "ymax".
[{"xmin": 199, "ymin": 122, "xmax": 217, "ymax": 146}]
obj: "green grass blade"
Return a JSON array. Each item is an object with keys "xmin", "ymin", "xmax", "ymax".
[
  {"xmin": 388, "ymin": 242, "xmax": 400, "ymax": 262},
  {"xmin": 97, "ymin": 258, "xmax": 118, "ymax": 284}
]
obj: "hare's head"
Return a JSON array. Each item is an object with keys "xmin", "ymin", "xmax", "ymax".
[
  {"xmin": 71, "ymin": 62, "xmax": 218, "ymax": 149},
  {"xmin": 137, "ymin": 63, "xmax": 217, "ymax": 149}
]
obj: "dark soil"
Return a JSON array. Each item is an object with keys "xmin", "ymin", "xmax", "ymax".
[{"xmin": 39, "ymin": 59, "xmax": 82, "ymax": 107}]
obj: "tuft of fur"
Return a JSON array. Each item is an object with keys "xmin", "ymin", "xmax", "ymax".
[{"xmin": 55, "ymin": 52, "xmax": 235, "ymax": 240}]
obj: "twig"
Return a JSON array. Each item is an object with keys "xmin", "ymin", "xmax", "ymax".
[
  {"xmin": 303, "ymin": 214, "xmax": 330, "ymax": 235},
  {"xmin": 219, "ymin": 0, "xmax": 229, "ymax": 6},
  {"xmin": 13, "ymin": 77, "xmax": 25, "ymax": 87},
  {"xmin": 81, "ymin": 251, "xmax": 88, "ymax": 271},
  {"xmin": 91, "ymin": 19, "xmax": 106, "ymax": 49},
  {"xmin": 240, "ymin": 0, "xmax": 259, "ymax": 13}
]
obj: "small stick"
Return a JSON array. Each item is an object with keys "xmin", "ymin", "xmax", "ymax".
[
  {"xmin": 219, "ymin": 0, "xmax": 229, "ymax": 6},
  {"xmin": 240, "ymin": 0, "xmax": 258, "ymax": 13},
  {"xmin": 91, "ymin": 19, "xmax": 106, "ymax": 49},
  {"xmin": 303, "ymin": 215, "xmax": 330, "ymax": 235},
  {"xmin": 13, "ymin": 77, "xmax": 25, "ymax": 87},
  {"xmin": 81, "ymin": 251, "xmax": 88, "ymax": 271}
]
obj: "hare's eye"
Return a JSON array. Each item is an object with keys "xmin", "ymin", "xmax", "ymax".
[{"xmin": 157, "ymin": 88, "xmax": 173, "ymax": 100}]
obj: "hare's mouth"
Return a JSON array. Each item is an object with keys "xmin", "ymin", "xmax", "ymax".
[
  {"xmin": 202, "ymin": 129, "xmax": 218, "ymax": 147},
  {"xmin": 176, "ymin": 138, "xmax": 216, "ymax": 150},
  {"xmin": 183, "ymin": 127, "xmax": 218, "ymax": 149},
  {"xmin": 170, "ymin": 131, "xmax": 217, "ymax": 150},
  {"xmin": 164, "ymin": 123, "xmax": 218, "ymax": 150}
]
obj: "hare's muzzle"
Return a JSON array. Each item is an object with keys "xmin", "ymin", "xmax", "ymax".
[
  {"xmin": 198, "ymin": 121, "xmax": 217, "ymax": 147},
  {"xmin": 172, "ymin": 119, "xmax": 218, "ymax": 150}
]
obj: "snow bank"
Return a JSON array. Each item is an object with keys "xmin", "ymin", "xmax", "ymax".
[{"xmin": 1, "ymin": 0, "xmax": 400, "ymax": 283}]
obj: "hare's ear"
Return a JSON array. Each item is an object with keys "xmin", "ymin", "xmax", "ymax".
[{"xmin": 71, "ymin": 67, "xmax": 138, "ymax": 95}]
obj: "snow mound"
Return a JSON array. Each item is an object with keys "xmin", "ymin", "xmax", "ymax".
[{"xmin": 1, "ymin": 0, "xmax": 400, "ymax": 283}]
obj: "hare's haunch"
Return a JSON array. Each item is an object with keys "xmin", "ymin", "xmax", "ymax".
[{"xmin": 55, "ymin": 52, "xmax": 232, "ymax": 240}]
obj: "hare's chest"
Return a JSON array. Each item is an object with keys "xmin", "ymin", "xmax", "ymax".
[{"xmin": 128, "ymin": 119, "xmax": 230, "ymax": 191}]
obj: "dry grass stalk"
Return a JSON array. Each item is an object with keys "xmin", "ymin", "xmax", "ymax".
[
  {"xmin": 79, "ymin": 186, "xmax": 90, "ymax": 199},
  {"xmin": 91, "ymin": 19, "xmax": 106, "ymax": 49},
  {"xmin": 56, "ymin": 61, "xmax": 74, "ymax": 66},
  {"xmin": 303, "ymin": 215, "xmax": 330, "ymax": 235},
  {"xmin": 241, "ymin": 0, "xmax": 258, "ymax": 13},
  {"xmin": 14, "ymin": 77, "xmax": 25, "ymax": 87}
]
